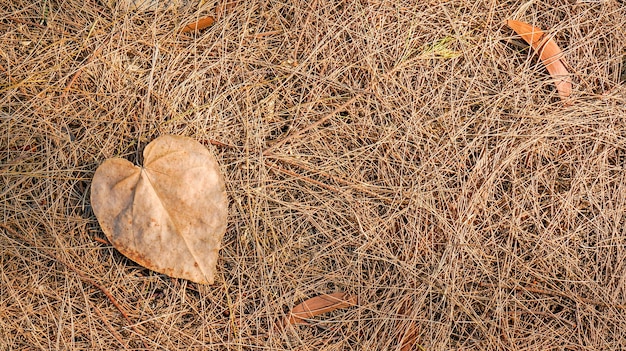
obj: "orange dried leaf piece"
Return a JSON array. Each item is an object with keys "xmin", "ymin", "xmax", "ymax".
[
  {"xmin": 507, "ymin": 19, "xmax": 572, "ymax": 104},
  {"xmin": 287, "ymin": 292, "xmax": 358, "ymax": 325},
  {"xmin": 181, "ymin": 16, "xmax": 215, "ymax": 33}
]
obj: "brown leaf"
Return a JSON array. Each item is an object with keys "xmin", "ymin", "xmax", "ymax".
[
  {"xmin": 215, "ymin": 0, "xmax": 239, "ymax": 18},
  {"xmin": 286, "ymin": 292, "xmax": 358, "ymax": 325},
  {"xmin": 507, "ymin": 19, "xmax": 572, "ymax": 104},
  {"xmin": 396, "ymin": 300, "xmax": 420, "ymax": 351},
  {"xmin": 181, "ymin": 16, "xmax": 216, "ymax": 33},
  {"xmin": 91, "ymin": 135, "xmax": 228, "ymax": 285},
  {"xmin": 399, "ymin": 323, "xmax": 419, "ymax": 351}
]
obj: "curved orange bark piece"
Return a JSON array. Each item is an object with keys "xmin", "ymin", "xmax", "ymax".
[{"xmin": 507, "ymin": 20, "xmax": 572, "ymax": 104}]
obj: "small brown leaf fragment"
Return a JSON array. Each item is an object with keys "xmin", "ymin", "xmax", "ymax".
[
  {"xmin": 396, "ymin": 300, "xmax": 420, "ymax": 351},
  {"xmin": 400, "ymin": 326, "xmax": 419, "ymax": 351},
  {"xmin": 215, "ymin": 0, "xmax": 239, "ymax": 18},
  {"xmin": 507, "ymin": 19, "xmax": 572, "ymax": 104},
  {"xmin": 93, "ymin": 236, "xmax": 110, "ymax": 245},
  {"xmin": 286, "ymin": 292, "xmax": 358, "ymax": 325},
  {"xmin": 181, "ymin": 16, "xmax": 215, "ymax": 33}
]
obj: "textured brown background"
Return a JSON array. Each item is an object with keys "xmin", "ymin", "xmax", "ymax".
[{"xmin": 2, "ymin": 0, "xmax": 626, "ymax": 349}]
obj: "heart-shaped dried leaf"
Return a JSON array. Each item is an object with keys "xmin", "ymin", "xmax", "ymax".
[
  {"xmin": 91, "ymin": 135, "xmax": 228, "ymax": 284},
  {"xmin": 286, "ymin": 292, "xmax": 358, "ymax": 326},
  {"xmin": 507, "ymin": 20, "xmax": 572, "ymax": 104}
]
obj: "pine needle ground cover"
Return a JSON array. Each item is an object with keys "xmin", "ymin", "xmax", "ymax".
[{"xmin": 2, "ymin": 1, "xmax": 626, "ymax": 349}]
